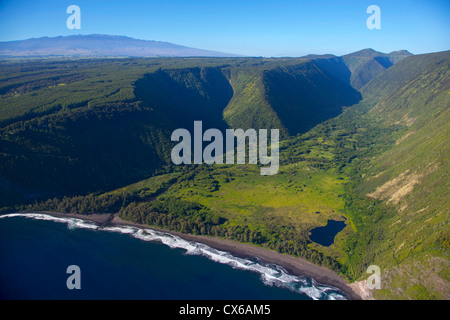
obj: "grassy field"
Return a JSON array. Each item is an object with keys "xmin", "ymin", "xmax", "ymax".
[{"xmin": 166, "ymin": 164, "xmax": 346, "ymax": 231}]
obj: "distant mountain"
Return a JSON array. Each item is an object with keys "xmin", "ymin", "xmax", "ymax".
[
  {"xmin": 0, "ymin": 34, "xmax": 240, "ymax": 58},
  {"xmin": 341, "ymin": 48, "xmax": 413, "ymax": 89}
]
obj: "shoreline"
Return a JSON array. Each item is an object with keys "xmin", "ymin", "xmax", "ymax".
[{"xmin": 4, "ymin": 210, "xmax": 363, "ymax": 300}]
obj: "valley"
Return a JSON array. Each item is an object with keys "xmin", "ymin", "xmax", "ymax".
[{"xmin": 0, "ymin": 48, "xmax": 448, "ymax": 299}]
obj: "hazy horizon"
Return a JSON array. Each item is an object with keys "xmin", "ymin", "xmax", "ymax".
[{"xmin": 0, "ymin": 33, "xmax": 427, "ymax": 58}]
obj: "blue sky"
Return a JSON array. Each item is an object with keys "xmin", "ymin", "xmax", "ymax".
[{"xmin": 0, "ymin": 0, "xmax": 448, "ymax": 57}]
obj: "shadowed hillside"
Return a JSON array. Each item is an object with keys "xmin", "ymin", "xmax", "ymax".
[
  {"xmin": 134, "ymin": 67, "xmax": 233, "ymax": 131},
  {"xmin": 263, "ymin": 61, "xmax": 361, "ymax": 135},
  {"xmin": 341, "ymin": 48, "xmax": 413, "ymax": 89}
]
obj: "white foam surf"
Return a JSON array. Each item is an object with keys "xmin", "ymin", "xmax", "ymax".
[{"xmin": 0, "ymin": 213, "xmax": 348, "ymax": 300}]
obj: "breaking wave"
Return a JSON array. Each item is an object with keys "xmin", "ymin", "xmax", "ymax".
[{"xmin": 0, "ymin": 213, "xmax": 347, "ymax": 300}]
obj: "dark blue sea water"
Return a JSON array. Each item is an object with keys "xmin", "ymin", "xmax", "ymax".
[
  {"xmin": 0, "ymin": 214, "xmax": 347, "ymax": 300},
  {"xmin": 309, "ymin": 220, "xmax": 347, "ymax": 247}
]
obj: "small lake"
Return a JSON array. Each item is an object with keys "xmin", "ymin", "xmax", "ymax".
[
  {"xmin": 309, "ymin": 220, "xmax": 346, "ymax": 247},
  {"xmin": 0, "ymin": 214, "xmax": 348, "ymax": 300}
]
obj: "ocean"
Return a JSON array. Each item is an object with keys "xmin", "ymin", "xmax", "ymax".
[{"xmin": 0, "ymin": 214, "xmax": 348, "ymax": 300}]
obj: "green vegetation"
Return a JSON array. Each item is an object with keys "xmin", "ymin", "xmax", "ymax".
[
  {"xmin": 0, "ymin": 56, "xmax": 359, "ymax": 204},
  {"xmin": 347, "ymin": 51, "xmax": 450, "ymax": 299},
  {"xmin": 341, "ymin": 48, "xmax": 412, "ymax": 89},
  {"xmin": 223, "ymin": 67, "xmax": 287, "ymax": 136},
  {"xmin": 264, "ymin": 61, "xmax": 361, "ymax": 135},
  {"xmin": 1, "ymin": 50, "xmax": 448, "ymax": 299}
]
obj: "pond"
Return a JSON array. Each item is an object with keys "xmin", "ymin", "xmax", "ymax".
[{"xmin": 309, "ymin": 219, "xmax": 346, "ymax": 247}]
